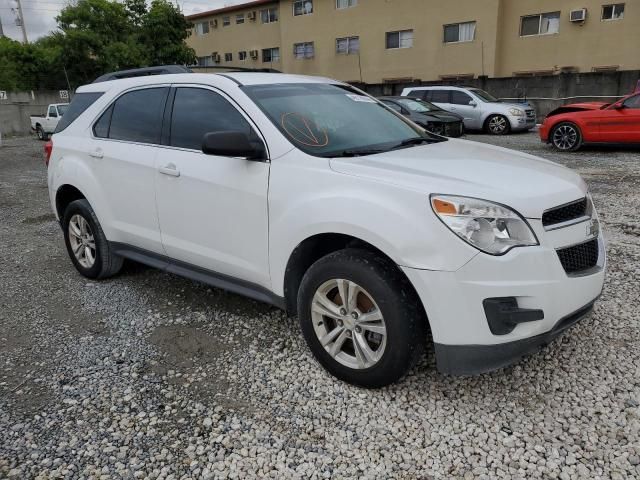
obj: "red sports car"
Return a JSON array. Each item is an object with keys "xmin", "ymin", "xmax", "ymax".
[{"xmin": 540, "ymin": 93, "xmax": 640, "ymax": 151}]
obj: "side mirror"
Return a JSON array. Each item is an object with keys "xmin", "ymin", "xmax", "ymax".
[
  {"xmin": 614, "ymin": 102, "xmax": 626, "ymax": 110},
  {"xmin": 469, "ymin": 101, "xmax": 477, "ymax": 108},
  {"xmin": 202, "ymin": 131, "xmax": 266, "ymax": 160}
]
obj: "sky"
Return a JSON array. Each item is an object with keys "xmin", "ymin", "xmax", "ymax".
[{"xmin": 0, "ymin": 0, "xmax": 240, "ymax": 42}]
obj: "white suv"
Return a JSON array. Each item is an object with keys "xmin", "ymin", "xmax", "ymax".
[
  {"xmin": 46, "ymin": 70, "xmax": 605, "ymax": 387},
  {"xmin": 401, "ymin": 86, "xmax": 536, "ymax": 135}
]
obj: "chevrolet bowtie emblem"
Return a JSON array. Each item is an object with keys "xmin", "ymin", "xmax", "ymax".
[{"xmin": 586, "ymin": 219, "xmax": 599, "ymax": 238}]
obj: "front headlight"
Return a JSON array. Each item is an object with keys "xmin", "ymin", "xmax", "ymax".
[
  {"xmin": 431, "ymin": 195, "xmax": 538, "ymax": 255},
  {"xmin": 508, "ymin": 107, "xmax": 524, "ymax": 116}
]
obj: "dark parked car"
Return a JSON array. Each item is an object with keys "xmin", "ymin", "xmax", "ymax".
[{"xmin": 378, "ymin": 96, "xmax": 465, "ymax": 137}]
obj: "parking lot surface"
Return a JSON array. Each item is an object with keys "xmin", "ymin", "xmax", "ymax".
[{"xmin": 1, "ymin": 133, "xmax": 639, "ymax": 479}]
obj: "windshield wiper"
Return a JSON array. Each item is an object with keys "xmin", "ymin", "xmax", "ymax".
[
  {"xmin": 388, "ymin": 137, "xmax": 435, "ymax": 151},
  {"xmin": 328, "ymin": 148, "xmax": 387, "ymax": 157}
]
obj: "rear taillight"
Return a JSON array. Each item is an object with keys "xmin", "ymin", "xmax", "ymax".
[{"xmin": 44, "ymin": 140, "xmax": 53, "ymax": 167}]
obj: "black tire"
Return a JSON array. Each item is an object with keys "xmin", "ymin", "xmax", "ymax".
[
  {"xmin": 36, "ymin": 125, "xmax": 47, "ymax": 141},
  {"xmin": 62, "ymin": 199, "xmax": 123, "ymax": 279},
  {"xmin": 297, "ymin": 248, "xmax": 426, "ymax": 388},
  {"xmin": 550, "ymin": 122, "xmax": 583, "ymax": 152},
  {"xmin": 485, "ymin": 114, "xmax": 511, "ymax": 135}
]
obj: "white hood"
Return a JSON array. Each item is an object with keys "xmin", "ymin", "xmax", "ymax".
[{"xmin": 329, "ymin": 139, "xmax": 587, "ymax": 219}]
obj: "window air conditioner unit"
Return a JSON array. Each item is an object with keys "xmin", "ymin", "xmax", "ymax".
[
  {"xmin": 248, "ymin": 11, "xmax": 257, "ymax": 21},
  {"xmin": 570, "ymin": 9, "xmax": 587, "ymax": 22},
  {"xmin": 210, "ymin": 19, "xmax": 218, "ymax": 28},
  {"xmin": 250, "ymin": 50, "xmax": 259, "ymax": 59}
]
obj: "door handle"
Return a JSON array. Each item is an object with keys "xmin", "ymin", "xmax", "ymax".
[
  {"xmin": 89, "ymin": 148, "xmax": 103, "ymax": 159},
  {"xmin": 159, "ymin": 163, "xmax": 180, "ymax": 177}
]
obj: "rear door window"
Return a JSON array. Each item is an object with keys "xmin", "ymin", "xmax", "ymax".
[
  {"xmin": 430, "ymin": 90, "xmax": 451, "ymax": 103},
  {"xmin": 107, "ymin": 87, "xmax": 169, "ymax": 144},
  {"xmin": 169, "ymin": 87, "xmax": 254, "ymax": 150},
  {"xmin": 54, "ymin": 92, "xmax": 104, "ymax": 133},
  {"xmin": 450, "ymin": 91, "xmax": 473, "ymax": 105}
]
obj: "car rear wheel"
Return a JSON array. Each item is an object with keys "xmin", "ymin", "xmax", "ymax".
[
  {"xmin": 297, "ymin": 248, "xmax": 425, "ymax": 388},
  {"xmin": 36, "ymin": 126, "xmax": 47, "ymax": 141},
  {"xmin": 62, "ymin": 199, "xmax": 123, "ymax": 279},
  {"xmin": 485, "ymin": 114, "xmax": 511, "ymax": 135},
  {"xmin": 551, "ymin": 122, "xmax": 583, "ymax": 151}
]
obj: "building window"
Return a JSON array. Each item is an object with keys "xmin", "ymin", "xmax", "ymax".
[
  {"xmin": 293, "ymin": 0, "xmax": 313, "ymax": 16},
  {"xmin": 262, "ymin": 47, "xmax": 280, "ymax": 63},
  {"xmin": 194, "ymin": 21, "xmax": 209, "ymax": 36},
  {"xmin": 239, "ymin": 51, "xmax": 247, "ymax": 61},
  {"xmin": 294, "ymin": 42, "xmax": 315, "ymax": 59},
  {"xmin": 444, "ymin": 21, "xmax": 476, "ymax": 43},
  {"xmin": 236, "ymin": 14, "xmax": 245, "ymax": 24},
  {"xmin": 602, "ymin": 4, "xmax": 625, "ymax": 20},
  {"xmin": 222, "ymin": 16, "xmax": 230, "ymax": 26},
  {"xmin": 224, "ymin": 53, "xmax": 232, "ymax": 62},
  {"xmin": 520, "ymin": 12, "xmax": 560, "ymax": 36},
  {"xmin": 197, "ymin": 55, "xmax": 214, "ymax": 67},
  {"xmin": 336, "ymin": 36, "xmax": 359, "ymax": 54},
  {"xmin": 261, "ymin": 7, "xmax": 278, "ymax": 23},
  {"xmin": 386, "ymin": 30, "xmax": 413, "ymax": 49},
  {"xmin": 336, "ymin": 0, "xmax": 357, "ymax": 9}
]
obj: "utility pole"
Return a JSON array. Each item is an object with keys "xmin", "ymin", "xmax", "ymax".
[
  {"xmin": 15, "ymin": 0, "xmax": 28, "ymax": 44},
  {"xmin": 0, "ymin": 14, "xmax": 5, "ymax": 38}
]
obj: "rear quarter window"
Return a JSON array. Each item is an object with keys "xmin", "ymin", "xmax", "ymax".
[{"xmin": 54, "ymin": 92, "xmax": 104, "ymax": 133}]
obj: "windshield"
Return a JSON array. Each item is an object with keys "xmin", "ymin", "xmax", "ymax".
[
  {"xmin": 470, "ymin": 89, "xmax": 498, "ymax": 103},
  {"xmin": 57, "ymin": 105, "xmax": 69, "ymax": 116},
  {"xmin": 244, "ymin": 83, "xmax": 443, "ymax": 157},
  {"xmin": 397, "ymin": 98, "xmax": 440, "ymax": 113}
]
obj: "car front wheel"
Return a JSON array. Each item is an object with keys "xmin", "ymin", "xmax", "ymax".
[
  {"xmin": 485, "ymin": 114, "xmax": 511, "ymax": 135},
  {"xmin": 551, "ymin": 122, "xmax": 583, "ymax": 151},
  {"xmin": 297, "ymin": 249, "xmax": 425, "ymax": 388}
]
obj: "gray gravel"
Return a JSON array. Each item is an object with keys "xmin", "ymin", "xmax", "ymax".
[{"xmin": 1, "ymin": 132, "xmax": 639, "ymax": 479}]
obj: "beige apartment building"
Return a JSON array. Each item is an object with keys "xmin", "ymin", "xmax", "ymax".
[{"xmin": 186, "ymin": 0, "xmax": 640, "ymax": 84}]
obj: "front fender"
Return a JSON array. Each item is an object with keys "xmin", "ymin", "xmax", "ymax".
[{"xmin": 267, "ymin": 153, "xmax": 478, "ymax": 297}]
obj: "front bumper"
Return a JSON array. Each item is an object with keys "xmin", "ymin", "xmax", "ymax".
[
  {"xmin": 402, "ymin": 227, "xmax": 605, "ymax": 375},
  {"xmin": 509, "ymin": 114, "xmax": 537, "ymax": 131}
]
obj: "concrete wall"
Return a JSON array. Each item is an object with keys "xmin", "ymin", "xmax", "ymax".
[
  {"xmin": 0, "ymin": 91, "xmax": 68, "ymax": 137},
  {"xmin": 361, "ymin": 70, "xmax": 640, "ymax": 120}
]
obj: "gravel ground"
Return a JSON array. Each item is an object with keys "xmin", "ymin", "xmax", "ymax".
[{"xmin": 1, "ymin": 132, "xmax": 639, "ymax": 480}]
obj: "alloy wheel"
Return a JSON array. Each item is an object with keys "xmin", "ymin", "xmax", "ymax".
[
  {"xmin": 552, "ymin": 125, "xmax": 578, "ymax": 150},
  {"xmin": 488, "ymin": 116, "xmax": 507, "ymax": 134},
  {"xmin": 311, "ymin": 279, "xmax": 387, "ymax": 370},
  {"xmin": 68, "ymin": 214, "xmax": 96, "ymax": 268}
]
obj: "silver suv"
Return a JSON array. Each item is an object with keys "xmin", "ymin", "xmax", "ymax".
[{"xmin": 401, "ymin": 86, "xmax": 536, "ymax": 135}]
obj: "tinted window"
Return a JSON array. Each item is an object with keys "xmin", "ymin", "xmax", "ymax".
[
  {"xmin": 450, "ymin": 91, "xmax": 473, "ymax": 105},
  {"xmin": 170, "ymin": 88, "xmax": 254, "ymax": 150},
  {"xmin": 382, "ymin": 101, "xmax": 402, "ymax": 113},
  {"xmin": 430, "ymin": 90, "xmax": 450, "ymax": 103},
  {"xmin": 623, "ymin": 94, "xmax": 640, "ymax": 109},
  {"xmin": 48, "ymin": 106, "xmax": 58, "ymax": 117},
  {"xmin": 420, "ymin": 90, "xmax": 432, "ymax": 101},
  {"xmin": 109, "ymin": 88, "xmax": 168, "ymax": 144},
  {"xmin": 54, "ymin": 92, "xmax": 103, "ymax": 133},
  {"xmin": 93, "ymin": 105, "xmax": 113, "ymax": 138}
]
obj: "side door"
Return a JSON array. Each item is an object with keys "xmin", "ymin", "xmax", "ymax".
[
  {"xmin": 449, "ymin": 90, "xmax": 481, "ymax": 129},
  {"xmin": 155, "ymin": 85, "xmax": 271, "ymax": 288},
  {"xmin": 89, "ymin": 86, "xmax": 169, "ymax": 253},
  {"xmin": 599, "ymin": 94, "xmax": 640, "ymax": 143},
  {"xmin": 45, "ymin": 105, "xmax": 58, "ymax": 132}
]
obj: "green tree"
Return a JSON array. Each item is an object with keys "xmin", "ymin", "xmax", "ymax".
[{"xmin": 138, "ymin": 0, "xmax": 196, "ymax": 66}]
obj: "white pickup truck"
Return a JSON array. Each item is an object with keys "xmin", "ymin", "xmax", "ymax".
[{"xmin": 31, "ymin": 103, "xmax": 69, "ymax": 140}]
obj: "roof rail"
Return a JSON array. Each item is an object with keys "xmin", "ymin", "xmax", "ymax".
[
  {"xmin": 191, "ymin": 66, "xmax": 282, "ymax": 73},
  {"xmin": 92, "ymin": 65, "xmax": 193, "ymax": 83}
]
